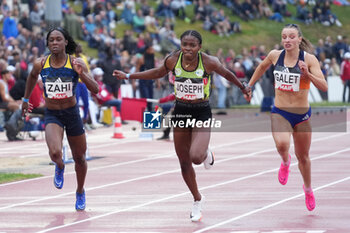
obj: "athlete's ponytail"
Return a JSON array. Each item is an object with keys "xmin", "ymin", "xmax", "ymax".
[
  {"xmin": 284, "ymin": 24, "xmax": 314, "ymax": 54},
  {"xmin": 46, "ymin": 27, "xmax": 77, "ymax": 55}
]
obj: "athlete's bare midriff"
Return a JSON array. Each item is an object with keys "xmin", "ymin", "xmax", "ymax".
[
  {"xmin": 274, "ymin": 89, "xmax": 310, "ymax": 114},
  {"xmin": 45, "ymin": 96, "xmax": 77, "ymax": 110},
  {"xmin": 175, "ymin": 98, "xmax": 209, "ymax": 104}
]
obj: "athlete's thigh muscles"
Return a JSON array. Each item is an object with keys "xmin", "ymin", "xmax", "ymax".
[
  {"xmin": 271, "ymin": 113, "xmax": 292, "ymax": 146},
  {"xmin": 45, "ymin": 123, "xmax": 64, "ymax": 153},
  {"xmin": 190, "ymin": 127, "xmax": 210, "ymax": 157},
  {"xmin": 67, "ymin": 134, "xmax": 87, "ymax": 158},
  {"xmin": 173, "ymin": 127, "xmax": 192, "ymax": 159}
]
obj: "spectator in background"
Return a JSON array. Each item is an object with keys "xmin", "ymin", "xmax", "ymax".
[
  {"xmin": 170, "ymin": 0, "xmax": 188, "ymax": 20},
  {"xmin": 29, "ymin": 3, "xmax": 41, "ymax": 34},
  {"xmin": 28, "ymin": 76, "xmax": 45, "ymax": 115},
  {"xmin": 296, "ymin": 2, "xmax": 313, "ymax": 25},
  {"xmin": 340, "ymin": 52, "xmax": 350, "ymax": 102},
  {"xmin": 145, "ymin": 8, "xmax": 160, "ymax": 43},
  {"xmin": 156, "ymin": 0, "xmax": 175, "ymax": 21},
  {"xmin": 320, "ymin": 0, "xmax": 342, "ymax": 27},
  {"xmin": 75, "ymin": 44, "xmax": 91, "ymax": 129},
  {"xmin": 18, "ymin": 10, "xmax": 33, "ymax": 31},
  {"xmin": 136, "ymin": 44, "xmax": 156, "ymax": 111},
  {"xmin": 64, "ymin": 7, "xmax": 84, "ymax": 40},
  {"xmin": 193, "ymin": 0, "xmax": 207, "ymax": 22},
  {"xmin": 0, "ymin": 69, "xmax": 20, "ymax": 112},
  {"xmin": 2, "ymin": 11, "xmax": 18, "ymax": 39},
  {"xmin": 91, "ymin": 67, "xmax": 126, "ymax": 124},
  {"xmin": 133, "ymin": 9, "xmax": 146, "ymax": 33},
  {"xmin": 333, "ymin": 35, "xmax": 348, "ymax": 64},
  {"xmin": 99, "ymin": 46, "xmax": 122, "ymax": 99}
]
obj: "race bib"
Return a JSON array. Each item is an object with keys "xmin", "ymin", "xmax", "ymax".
[
  {"xmin": 274, "ymin": 70, "xmax": 300, "ymax": 92},
  {"xmin": 175, "ymin": 79, "xmax": 204, "ymax": 100},
  {"xmin": 45, "ymin": 79, "xmax": 73, "ymax": 99}
]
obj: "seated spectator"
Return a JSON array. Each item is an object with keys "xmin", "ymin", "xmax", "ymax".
[
  {"xmin": 231, "ymin": 0, "xmax": 249, "ymax": 21},
  {"xmin": 193, "ymin": 0, "xmax": 207, "ymax": 22},
  {"xmin": 133, "ymin": 9, "xmax": 146, "ymax": 33},
  {"xmin": 320, "ymin": 0, "xmax": 342, "ymax": 27},
  {"xmin": 156, "ymin": 0, "xmax": 175, "ymax": 21},
  {"xmin": 209, "ymin": 9, "xmax": 231, "ymax": 37},
  {"xmin": 241, "ymin": 0, "xmax": 256, "ymax": 20},
  {"xmin": 296, "ymin": 2, "xmax": 313, "ymax": 25},
  {"xmin": 0, "ymin": 69, "xmax": 20, "ymax": 112},
  {"xmin": 312, "ymin": 1, "xmax": 323, "ymax": 23},
  {"xmin": 121, "ymin": 1, "xmax": 135, "ymax": 25},
  {"xmin": 91, "ymin": 67, "xmax": 126, "ymax": 123},
  {"xmin": 145, "ymin": 8, "xmax": 160, "ymax": 43},
  {"xmin": 170, "ymin": 0, "xmax": 188, "ymax": 20}
]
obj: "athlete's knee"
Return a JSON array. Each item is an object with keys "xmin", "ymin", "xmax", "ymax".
[
  {"xmin": 296, "ymin": 154, "xmax": 310, "ymax": 165},
  {"xmin": 189, "ymin": 148, "xmax": 205, "ymax": 165},
  {"xmin": 179, "ymin": 161, "xmax": 192, "ymax": 173},
  {"xmin": 73, "ymin": 154, "xmax": 86, "ymax": 166},
  {"xmin": 49, "ymin": 148, "xmax": 62, "ymax": 160},
  {"xmin": 275, "ymin": 142, "xmax": 289, "ymax": 154}
]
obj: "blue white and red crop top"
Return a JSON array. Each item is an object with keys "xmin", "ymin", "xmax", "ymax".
[
  {"xmin": 40, "ymin": 54, "xmax": 79, "ymax": 99},
  {"xmin": 273, "ymin": 50, "xmax": 310, "ymax": 91}
]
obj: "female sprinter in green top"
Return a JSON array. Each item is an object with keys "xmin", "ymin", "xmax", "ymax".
[{"xmin": 113, "ymin": 30, "xmax": 251, "ymax": 221}]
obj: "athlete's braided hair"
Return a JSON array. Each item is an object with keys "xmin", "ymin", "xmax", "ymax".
[
  {"xmin": 46, "ymin": 27, "xmax": 78, "ymax": 55},
  {"xmin": 283, "ymin": 24, "xmax": 314, "ymax": 54},
  {"xmin": 180, "ymin": 30, "xmax": 202, "ymax": 45}
]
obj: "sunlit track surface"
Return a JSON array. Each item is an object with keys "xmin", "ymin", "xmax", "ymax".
[{"xmin": 0, "ymin": 109, "xmax": 349, "ymax": 233}]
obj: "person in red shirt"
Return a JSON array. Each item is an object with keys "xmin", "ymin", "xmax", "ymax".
[
  {"xmin": 28, "ymin": 76, "xmax": 45, "ymax": 115},
  {"xmin": 91, "ymin": 67, "xmax": 121, "ymax": 109},
  {"xmin": 340, "ymin": 52, "xmax": 350, "ymax": 102},
  {"xmin": 91, "ymin": 67, "xmax": 126, "ymax": 124}
]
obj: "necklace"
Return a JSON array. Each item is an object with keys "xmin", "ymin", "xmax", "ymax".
[{"xmin": 184, "ymin": 63, "xmax": 190, "ymax": 68}]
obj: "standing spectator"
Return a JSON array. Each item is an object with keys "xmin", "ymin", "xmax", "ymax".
[
  {"xmin": 30, "ymin": 4, "xmax": 42, "ymax": 34},
  {"xmin": 136, "ymin": 44, "xmax": 156, "ymax": 111},
  {"xmin": 100, "ymin": 47, "xmax": 122, "ymax": 99},
  {"xmin": 2, "ymin": 11, "xmax": 18, "ymax": 39},
  {"xmin": 340, "ymin": 52, "xmax": 350, "ymax": 102},
  {"xmin": 75, "ymin": 44, "xmax": 91, "ymax": 129}
]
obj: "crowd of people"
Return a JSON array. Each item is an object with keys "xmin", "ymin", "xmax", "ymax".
[{"xmin": 0, "ymin": 0, "xmax": 349, "ymax": 134}]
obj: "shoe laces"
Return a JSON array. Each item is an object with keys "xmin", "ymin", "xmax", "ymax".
[
  {"xmin": 192, "ymin": 200, "xmax": 201, "ymax": 215},
  {"xmin": 55, "ymin": 167, "xmax": 64, "ymax": 176},
  {"xmin": 77, "ymin": 192, "xmax": 85, "ymax": 200},
  {"xmin": 280, "ymin": 163, "xmax": 289, "ymax": 174}
]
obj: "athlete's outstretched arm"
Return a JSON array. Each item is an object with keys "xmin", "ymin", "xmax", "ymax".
[
  {"xmin": 203, "ymin": 53, "xmax": 251, "ymax": 99},
  {"xmin": 113, "ymin": 65, "xmax": 168, "ymax": 80},
  {"xmin": 248, "ymin": 50, "xmax": 276, "ymax": 87}
]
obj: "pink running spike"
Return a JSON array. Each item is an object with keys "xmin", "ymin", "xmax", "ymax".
[
  {"xmin": 303, "ymin": 185, "xmax": 316, "ymax": 211},
  {"xmin": 278, "ymin": 154, "xmax": 291, "ymax": 185}
]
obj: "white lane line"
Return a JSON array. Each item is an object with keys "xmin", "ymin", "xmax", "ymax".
[
  {"xmin": 35, "ymin": 148, "xmax": 350, "ymax": 233},
  {"xmin": 194, "ymin": 177, "xmax": 350, "ymax": 233},
  {"xmin": 0, "ymin": 135, "xmax": 272, "ymax": 187}
]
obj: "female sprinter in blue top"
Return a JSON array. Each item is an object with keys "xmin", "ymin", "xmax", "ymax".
[
  {"xmin": 113, "ymin": 30, "xmax": 251, "ymax": 221},
  {"xmin": 248, "ymin": 24, "xmax": 328, "ymax": 211},
  {"xmin": 22, "ymin": 27, "xmax": 99, "ymax": 211}
]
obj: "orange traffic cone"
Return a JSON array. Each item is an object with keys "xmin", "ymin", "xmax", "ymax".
[{"xmin": 112, "ymin": 111, "xmax": 125, "ymax": 139}]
